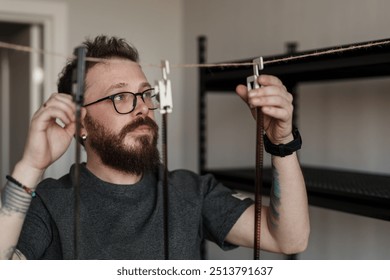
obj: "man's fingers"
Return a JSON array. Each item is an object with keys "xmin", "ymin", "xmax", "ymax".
[
  {"xmin": 257, "ymin": 74, "xmax": 285, "ymax": 87},
  {"xmin": 39, "ymin": 93, "xmax": 76, "ymax": 122},
  {"xmin": 235, "ymin": 84, "xmax": 249, "ymax": 102},
  {"xmin": 262, "ymin": 106, "xmax": 291, "ymax": 122}
]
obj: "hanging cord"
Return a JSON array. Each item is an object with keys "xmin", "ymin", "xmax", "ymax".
[
  {"xmin": 71, "ymin": 46, "xmax": 87, "ymax": 260},
  {"xmin": 3, "ymin": 38, "xmax": 390, "ymax": 69}
]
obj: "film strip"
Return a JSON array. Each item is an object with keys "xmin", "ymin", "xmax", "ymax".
[{"xmin": 246, "ymin": 58, "xmax": 264, "ymax": 260}]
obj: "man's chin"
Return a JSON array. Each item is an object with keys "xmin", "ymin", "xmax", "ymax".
[{"xmin": 123, "ymin": 134, "xmax": 154, "ymax": 147}]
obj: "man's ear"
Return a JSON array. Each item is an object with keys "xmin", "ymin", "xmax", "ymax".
[
  {"xmin": 77, "ymin": 108, "xmax": 88, "ymax": 146},
  {"xmin": 80, "ymin": 107, "xmax": 87, "ymax": 134}
]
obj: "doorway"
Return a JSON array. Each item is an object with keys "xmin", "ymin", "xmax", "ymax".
[
  {"xmin": 0, "ymin": 1, "xmax": 68, "ymax": 185},
  {"xmin": 0, "ymin": 21, "xmax": 44, "ymax": 186}
]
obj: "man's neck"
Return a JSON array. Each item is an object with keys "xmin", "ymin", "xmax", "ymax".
[{"xmin": 85, "ymin": 157, "xmax": 143, "ymax": 185}]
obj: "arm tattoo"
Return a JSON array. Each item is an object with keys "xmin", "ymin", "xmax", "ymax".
[
  {"xmin": 268, "ymin": 165, "xmax": 281, "ymax": 229},
  {"xmin": 0, "ymin": 181, "xmax": 32, "ymax": 216}
]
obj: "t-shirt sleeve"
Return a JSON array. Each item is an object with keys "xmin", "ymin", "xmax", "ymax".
[
  {"xmin": 201, "ymin": 173, "xmax": 253, "ymax": 250},
  {"xmin": 17, "ymin": 193, "xmax": 54, "ymax": 259}
]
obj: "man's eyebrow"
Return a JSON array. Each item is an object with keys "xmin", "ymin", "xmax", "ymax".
[
  {"xmin": 104, "ymin": 82, "xmax": 152, "ymax": 94},
  {"xmin": 139, "ymin": 82, "xmax": 152, "ymax": 90},
  {"xmin": 106, "ymin": 82, "xmax": 128, "ymax": 92}
]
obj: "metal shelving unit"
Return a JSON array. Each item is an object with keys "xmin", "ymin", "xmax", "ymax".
[{"xmin": 198, "ymin": 36, "xmax": 390, "ymax": 221}]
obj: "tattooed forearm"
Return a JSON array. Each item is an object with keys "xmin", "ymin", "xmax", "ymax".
[
  {"xmin": 268, "ymin": 166, "xmax": 281, "ymax": 229},
  {"xmin": 0, "ymin": 181, "xmax": 32, "ymax": 216}
]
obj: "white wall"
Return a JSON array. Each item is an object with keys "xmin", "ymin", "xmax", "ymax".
[{"xmin": 183, "ymin": 0, "xmax": 390, "ymax": 259}]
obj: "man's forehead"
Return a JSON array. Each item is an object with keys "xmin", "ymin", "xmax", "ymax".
[
  {"xmin": 85, "ymin": 59, "xmax": 146, "ymax": 89},
  {"xmin": 91, "ymin": 58, "xmax": 141, "ymax": 70}
]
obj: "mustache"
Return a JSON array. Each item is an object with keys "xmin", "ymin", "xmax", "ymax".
[{"xmin": 119, "ymin": 116, "xmax": 159, "ymax": 139}]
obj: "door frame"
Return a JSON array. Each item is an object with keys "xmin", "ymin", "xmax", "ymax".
[{"xmin": 0, "ymin": 0, "xmax": 69, "ymax": 180}]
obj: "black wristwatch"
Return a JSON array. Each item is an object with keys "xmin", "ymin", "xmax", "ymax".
[{"xmin": 263, "ymin": 128, "xmax": 302, "ymax": 157}]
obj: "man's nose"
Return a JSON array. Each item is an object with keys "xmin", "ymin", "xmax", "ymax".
[{"xmin": 133, "ymin": 95, "xmax": 149, "ymax": 116}]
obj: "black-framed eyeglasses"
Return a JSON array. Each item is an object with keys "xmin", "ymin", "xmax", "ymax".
[{"xmin": 83, "ymin": 88, "xmax": 159, "ymax": 114}]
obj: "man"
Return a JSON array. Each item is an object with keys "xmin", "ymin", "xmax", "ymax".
[{"xmin": 0, "ymin": 36, "xmax": 309, "ymax": 259}]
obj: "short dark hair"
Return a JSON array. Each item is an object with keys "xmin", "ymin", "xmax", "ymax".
[{"xmin": 57, "ymin": 35, "xmax": 139, "ymax": 94}]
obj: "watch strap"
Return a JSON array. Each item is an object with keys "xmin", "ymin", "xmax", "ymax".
[{"xmin": 263, "ymin": 128, "xmax": 302, "ymax": 157}]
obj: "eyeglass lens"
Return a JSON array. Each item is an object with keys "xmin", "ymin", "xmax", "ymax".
[{"xmin": 113, "ymin": 89, "xmax": 159, "ymax": 114}]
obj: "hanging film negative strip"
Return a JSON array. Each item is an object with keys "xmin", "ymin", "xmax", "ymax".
[
  {"xmin": 154, "ymin": 60, "xmax": 173, "ymax": 259},
  {"xmin": 246, "ymin": 57, "xmax": 264, "ymax": 260}
]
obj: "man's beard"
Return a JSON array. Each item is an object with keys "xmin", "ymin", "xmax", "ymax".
[{"xmin": 84, "ymin": 114, "xmax": 160, "ymax": 175}]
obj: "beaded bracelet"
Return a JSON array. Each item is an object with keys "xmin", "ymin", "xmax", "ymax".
[{"xmin": 6, "ymin": 175, "xmax": 36, "ymax": 198}]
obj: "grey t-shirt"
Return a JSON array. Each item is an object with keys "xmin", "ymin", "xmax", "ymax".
[{"xmin": 17, "ymin": 164, "xmax": 253, "ymax": 259}]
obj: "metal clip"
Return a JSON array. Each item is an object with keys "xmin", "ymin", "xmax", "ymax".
[
  {"xmin": 72, "ymin": 46, "xmax": 87, "ymax": 105},
  {"xmin": 246, "ymin": 57, "xmax": 264, "ymax": 90},
  {"xmin": 155, "ymin": 60, "xmax": 173, "ymax": 114}
]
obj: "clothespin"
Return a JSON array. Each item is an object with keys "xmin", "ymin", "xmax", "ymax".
[
  {"xmin": 155, "ymin": 60, "xmax": 173, "ymax": 114},
  {"xmin": 71, "ymin": 45, "xmax": 87, "ymax": 260},
  {"xmin": 72, "ymin": 46, "xmax": 87, "ymax": 106},
  {"xmin": 246, "ymin": 57, "xmax": 264, "ymax": 90}
]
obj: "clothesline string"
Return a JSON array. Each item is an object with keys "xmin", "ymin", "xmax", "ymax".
[{"xmin": 2, "ymin": 39, "xmax": 390, "ymax": 68}]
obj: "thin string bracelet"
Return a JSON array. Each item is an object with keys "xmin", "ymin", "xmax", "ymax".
[{"xmin": 6, "ymin": 175, "xmax": 36, "ymax": 198}]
